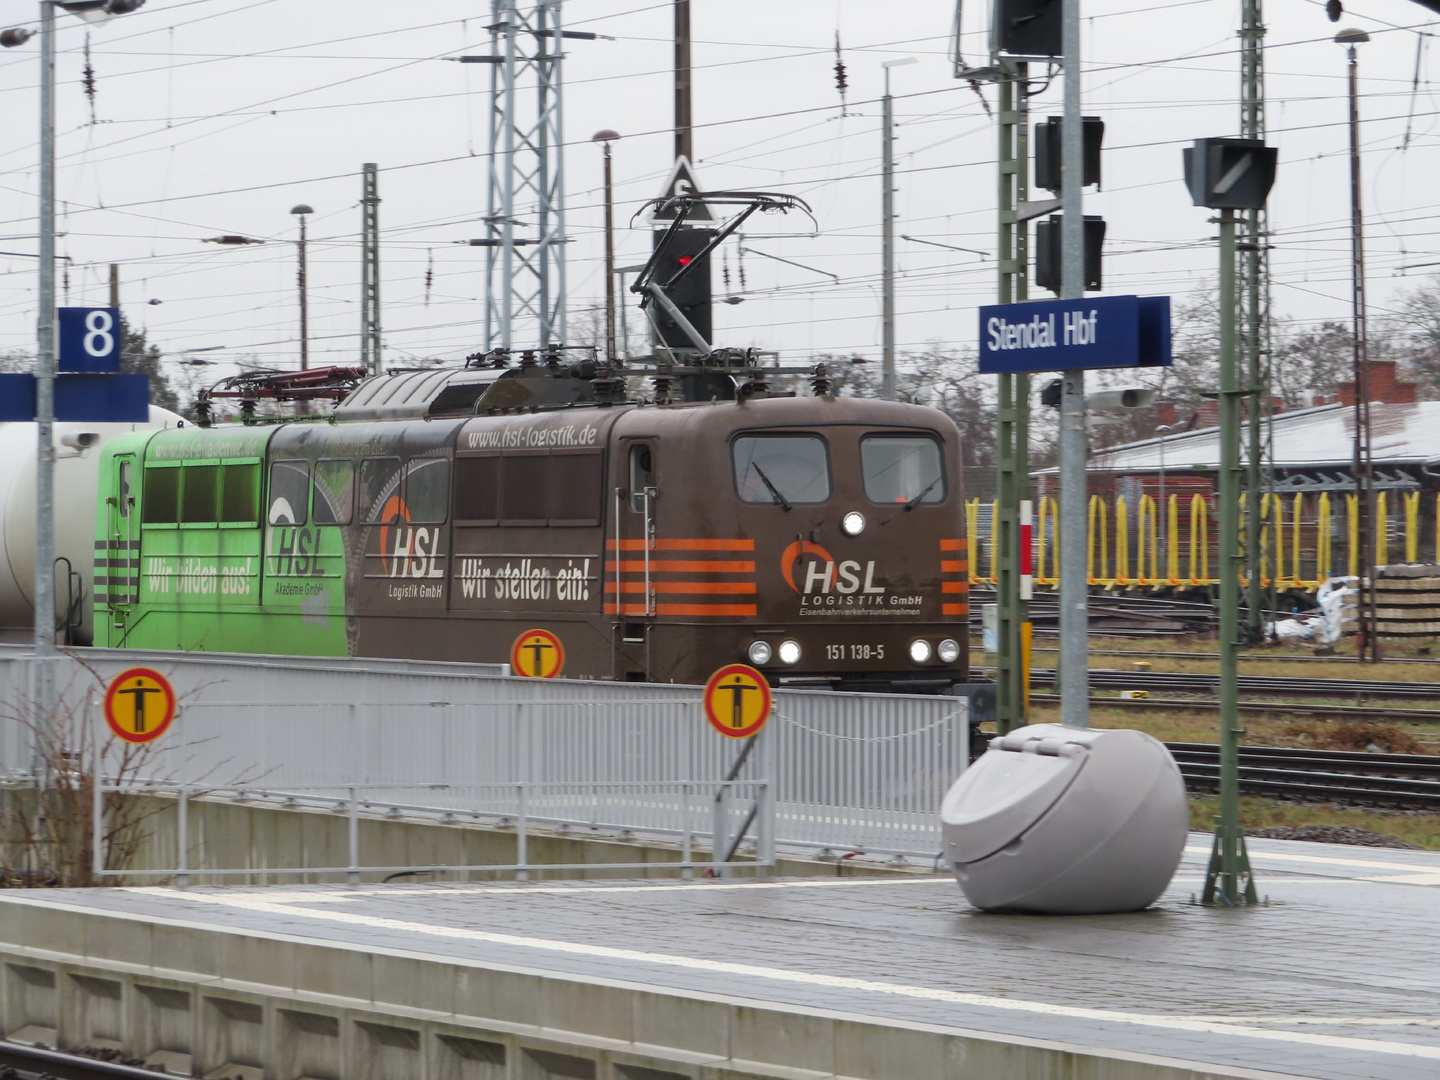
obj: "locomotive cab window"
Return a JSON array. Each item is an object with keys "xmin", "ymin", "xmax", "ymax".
[
  {"xmin": 628, "ymin": 445, "xmax": 655, "ymax": 513},
  {"xmin": 861, "ymin": 435, "xmax": 945, "ymax": 506},
  {"xmin": 732, "ymin": 435, "xmax": 830, "ymax": 506},
  {"xmin": 268, "ymin": 461, "xmax": 309, "ymax": 526},
  {"xmin": 117, "ymin": 460, "xmax": 132, "ymax": 518}
]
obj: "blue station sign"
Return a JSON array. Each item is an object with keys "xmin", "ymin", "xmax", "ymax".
[
  {"xmin": 0, "ymin": 372, "xmax": 150, "ymax": 422},
  {"xmin": 978, "ymin": 294, "xmax": 1171, "ymax": 375}
]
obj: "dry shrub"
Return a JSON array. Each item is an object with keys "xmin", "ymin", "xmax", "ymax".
[
  {"xmin": 0, "ymin": 655, "xmax": 239, "ymax": 888},
  {"xmin": 1276, "ymin": 720, "xmax": 1426, "ymax": 755}
]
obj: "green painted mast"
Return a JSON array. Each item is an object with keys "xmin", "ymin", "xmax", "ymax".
[{"xmin": 1203, "ymin": 208, "xmax": 1259, "ymax": 907}]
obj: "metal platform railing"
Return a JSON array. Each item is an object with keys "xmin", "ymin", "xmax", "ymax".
[
  {"xmin": 89, "ymin": 777, "xmax": 775, "ymax": 884},
  {"xmin": 0, "ymin": 648, "xmax": 968, "ymax": 876}
]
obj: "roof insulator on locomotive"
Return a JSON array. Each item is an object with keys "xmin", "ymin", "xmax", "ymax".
[
  {"xmin": 653, "ymin": 364, "xmax": 673, "ymax": 406},
  {"xmin": 544, "ymin": 344, "xmax": 563, "ymax": 369},
  {"xmin": 518, "ymin": 350, "xmax": 538, "ymax": 369},
  {"xmin": 590, "ymin": 368, "xmax": 625, "ymax": 404},
  {"xmin": 465, "ymin": 348, "xmax": 511, "ymax": 368},
  {"xmin": 810, "ymin": 363, "xmax": 832, "ymax": 397},
  {"xmin": 737, "ymin": 373, "xmax": 769, "ymax": 401}
]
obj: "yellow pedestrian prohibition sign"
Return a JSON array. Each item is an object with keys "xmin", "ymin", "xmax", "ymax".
[
  {"xmin": 703, "ymin": 664, "xmax": 772, "ymax": 739},
  {"xmin": 510, "ymin": 628, "xmax": 566, "ymax": 678},
  {"xmin": 103, "ymin": 667, "xmax": 177, "ymax": 744}
]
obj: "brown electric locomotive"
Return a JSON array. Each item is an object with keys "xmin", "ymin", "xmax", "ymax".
[{"xmin": 100, "ymin": 362, "xmax": 969, "ymax": 692}]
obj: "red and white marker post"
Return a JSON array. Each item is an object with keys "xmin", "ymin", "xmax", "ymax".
[{"xmin": 1019, "ymin": 500, "xmax": 1034, "ymax": 601}]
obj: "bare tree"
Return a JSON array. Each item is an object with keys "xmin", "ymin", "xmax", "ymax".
[
  {"xmin": 1391, "ymin": 276, "xmax": 1440, "ymax": 397},
  {"xmin": 1273, "ymin": 321, "xmax": 1355, "ymax": 408},
  {"xmin": 1156, "ymin": 286, "xmax": 1220, "ymax": 410},
  {"xmin": 827, "ymin": 344, "xmax": 999, "ymax": 468},
  {"xmin": 1, "ymin": 660, "xmax": 249, "ymax": 887}
]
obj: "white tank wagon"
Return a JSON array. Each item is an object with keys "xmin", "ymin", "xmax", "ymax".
[{"xmin": 0, "ymin": 410, "xmax": 183, "ymax": 645}]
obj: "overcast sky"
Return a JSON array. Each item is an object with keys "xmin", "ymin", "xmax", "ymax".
[{"xmin": 0, "ymin": 0, "xmax": 1434, "ymax": 389}]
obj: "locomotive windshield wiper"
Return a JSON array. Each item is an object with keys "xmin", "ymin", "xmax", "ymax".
[
  {"xmin": 749, "ymin": 462, "xmax": 792, "ymax": 511},
  {"xmin": 903, "ymin": 476, "xmax": 941, "ymax": 511}
]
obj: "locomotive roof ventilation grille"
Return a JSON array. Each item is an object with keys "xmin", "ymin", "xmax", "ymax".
[
  {"xmin": 335, "ymin": 368, "xmax": 502, "ymax": 421},
  {"xmin": 335, "ymin": 363, "xmax": 603, "ymax": 422}
]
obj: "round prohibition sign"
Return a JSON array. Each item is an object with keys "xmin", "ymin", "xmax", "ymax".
[
  {"xmin": 103, "ymin": 667, "xmax": 177, "ymax": 744},
  {"xmin": 703, "ymin": 664, "xmax": 773, "ymax": 739},
  {"xmin": 510, "ymin": 628, "xmax": 566, "ymax": 678}
]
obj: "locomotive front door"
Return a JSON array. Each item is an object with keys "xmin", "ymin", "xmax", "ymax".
[
  {"xmin": 609, "ymin": 439, "xmax": 657, "ymax": 679},
  {"xmin": 101, "ymin": 453, "xmax": 140, "ymax": 638}
]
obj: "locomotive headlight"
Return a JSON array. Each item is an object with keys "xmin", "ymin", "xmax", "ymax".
[
  {"xmin": 748, "ymin": 640, "xmax": 773, "ymax": 666},
  {"xmin": 909, "ymin": 639, "xmax": 933, "ymax": 664},
  {"xmin": 938, "ymin": 638, "xmax": 961, "ymax": 664},
  {"xmin": 778, "ymin": 639, "xmax": 802, "ymax": 665},
  {"xmin": 841, "ymin": 511, "xmax": 866, "ymax": 537}
]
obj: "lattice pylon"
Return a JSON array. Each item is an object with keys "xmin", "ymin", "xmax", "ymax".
[{"xmin": 484, "ymin": 0, "xmax": 568, "ymax": 351}]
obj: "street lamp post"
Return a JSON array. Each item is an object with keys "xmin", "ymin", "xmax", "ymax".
[
  {"xmin": 880, "ymin": 56, "xmax": 915, "ymax": 402},
  {"xmin": 1338, "ymin": 27, "xmax": 1377, "ymax": 662},
  {"xmin": 592, "ymin": 130, "xmax": 620, "ymax": 365},
  {"xmin": 291, "ymin": 205, "xmax": 314, "ymax": 372}
]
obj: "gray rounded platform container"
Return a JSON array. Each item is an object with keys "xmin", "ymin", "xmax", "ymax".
[{"xmin": 941, "ymin": 723, "xmax": 1188, "ymax": 914}]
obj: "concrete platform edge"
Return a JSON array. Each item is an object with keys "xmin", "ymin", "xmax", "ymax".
[{"xmin": 0, "ymin": 894, "xmax": 1312, "ymax": 1080}]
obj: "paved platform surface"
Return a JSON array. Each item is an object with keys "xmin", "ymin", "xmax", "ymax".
[{"xmin": 17, "ymin": 836, "xmax": 1440, "ymax": 1080}]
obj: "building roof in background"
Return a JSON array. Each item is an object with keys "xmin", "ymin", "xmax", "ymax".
[{"xmin": 1082, "ymin": 401, "xmax": 1440, "ymax": 474}]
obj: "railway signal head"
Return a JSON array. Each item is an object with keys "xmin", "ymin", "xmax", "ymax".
[
  {"xmin": 1034, "ymin": 116, "xmax": 1104, "ymax": 193},
  {"xmin": 1182, "ymin": 138, "xmax": 1277, "ymax": 211},
  {"xmin": 650, "ymin": 228, "xmax": 715, "ymax": 350},
  {"xmin": 991, "ymin": 0, "xmax": 1061, "ymax": 58},
  {"xmin": 1034, "ymin": 215, "xmax": 1106, "ymax": 294}
]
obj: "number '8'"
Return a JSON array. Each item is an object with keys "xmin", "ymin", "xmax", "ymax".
[{"xmin": 84, "ymin": 310, "xmax": 115, "ymax": 357}]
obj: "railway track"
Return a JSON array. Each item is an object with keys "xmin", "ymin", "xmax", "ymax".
[
  {"xmin": 1027, "ymin": 646, "xmax": 1440, "ymax": 667},
  {"xmin": 0, "ymin": 1040, "xmax": 167, "ymax": 1079},
  {"xmin": 1028, "ymin": 695, "xmax": 1440, "ymax": 726},
  {"xmin": 1035, "ymin": 668, "xmax": 1440, "ymax": 701},
  {"xmin": 972, "ymin": 734, "xmax": 1440, "ymax": 808},
  {"xmin": 1167, "ymin": 742, "xmax": 1440, "ymax": 809},
  {"xmin": 967, "ymin": 589, "xmax": 1217, "ymax": 636}
]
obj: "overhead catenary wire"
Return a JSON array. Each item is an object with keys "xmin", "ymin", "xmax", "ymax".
[{"xmin": 0, "ymin": 1, "xmax": 1433, "ymax": 378}]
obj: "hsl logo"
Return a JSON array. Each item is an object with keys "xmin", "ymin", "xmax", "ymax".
[
  {"xmin": 780, "ymin": 540, "xmax": 886, "ymax": 596},
  {"xmin": 267, "ymin": 496, "xmax": 322, "ymax": 579},
  {"xmin": 378, "ymin": 495, "xmax": 444, "ymax": 579}
]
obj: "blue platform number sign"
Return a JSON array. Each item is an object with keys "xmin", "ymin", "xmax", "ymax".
[{"xmin": 58, "ymin": 306, "xmax": 121, "ymax": 373}]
